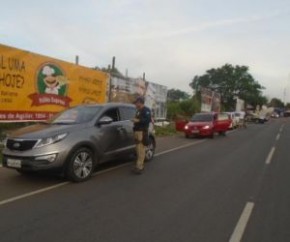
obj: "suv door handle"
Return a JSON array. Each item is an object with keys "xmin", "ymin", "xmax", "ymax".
[{"xmin": 117, "ymin": 127, "xmax": 125, "ymax": 131}]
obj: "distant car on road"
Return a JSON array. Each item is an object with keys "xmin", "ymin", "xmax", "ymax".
[
  {"xmin": 246, "ymin": 112, "xmax": 267, "ymax": 124},
  {"xmin": 2, "ymin": 103, "xmax": 156, "ymax": 182},
  {"xmin": 184, "ymin": 112, "xmax": 231, "ymax": 138},
  {"xmin": 226, "ymin": 112, "xmax": 239, "ymax": 129},
  {"xmin": 271, "ymin": 112, "xmax": 279, "ymax": 118}
]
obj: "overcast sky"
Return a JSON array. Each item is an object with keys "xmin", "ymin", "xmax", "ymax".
[{"xmin": 1, "ymin": 0, "xmax": 290, "ymax": 102}]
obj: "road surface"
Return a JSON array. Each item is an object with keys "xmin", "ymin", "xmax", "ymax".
[{"xmin": 0, "ymin": 118, "xmax": 289, "ymax": 242}]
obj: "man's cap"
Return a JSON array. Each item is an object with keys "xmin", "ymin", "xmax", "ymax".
[{"xmin": 133, "ymin": 96, "xmax": 145, "ymax": 104}]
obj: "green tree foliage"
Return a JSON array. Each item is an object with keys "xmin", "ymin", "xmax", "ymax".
[
  {"xmin": 269, "ymin": 98, "xmax": 284, "ymax": 108},
  {"xmin": 167, "ymin": 95, "xmax": 200, "ymax": 120},
  {"xmin": 167, "ymin": 89, "xmax": 191, "ymax": 102},
  {"xmin": 190, "ymin": 64, "xmax": 266, "ymax": 110},
  {"xmin": 166, "ymin": 101, "xmax": 182, "ymax": 120}
]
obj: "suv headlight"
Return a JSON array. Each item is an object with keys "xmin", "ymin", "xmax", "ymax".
[
  {"xmin": 34, "ymin": 133, "xmax": 68, "ymax": 148},
  {"xmin": 202, "ymin": 125, "xmax": 210, "ymax": 129}
]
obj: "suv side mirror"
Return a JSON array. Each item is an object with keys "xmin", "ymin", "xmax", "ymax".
[{"xmin": 98, "ymin": 116, "xmax": 113, "ymax": 125}]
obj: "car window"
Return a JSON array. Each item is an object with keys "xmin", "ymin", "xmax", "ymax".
[
  {"xmin": 119, "ymin": 107, "xmax": 136, "ymax": 121},
  {"xmin": 217, "ymin": 113, "xmax": 229, "ymax": 121},
  {"xmin": 50, "ymin": 106, "xmax": 101, "ymax": 124},
  {"xmin": 191, "ymin": 113, "xmax": 213, "ymax": 122},
  {"xmin": 101, "ymin": 108, "xmax": 120, "ymax": 122}
]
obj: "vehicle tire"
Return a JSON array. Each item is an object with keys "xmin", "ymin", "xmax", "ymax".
[
  {"xmin": 65, "ymin": 147, "xmax": 95, "ymax": 182},
  {"xmin": 145, "ymin": 137, "xmax": 155, "ymax": 162},
  {"xmin": 219, "ymin": 131, "xmax": 226, "ymax": 136},
  {"xmin": 185, "ymin": 134, "xmax": 190, "ymax": 139},
  {"xmin": 209, "ymin": 132, "xmax": 214, "ymax": 139}
]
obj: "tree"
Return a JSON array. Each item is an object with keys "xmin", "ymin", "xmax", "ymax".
[
  {"xmin": 166, "ymin": 96, "xmax": 200, "ymax": 120},
  {"xmin": 269, "ymin": 98, "xmax": 284, "ymax": 108},
  {"xmin": 167, "ymin": 89, "xmax": 191, "ymax": 102},
  {"xmin": 190, "ymin": 64, "xmax": 265, "ymax": 110}
]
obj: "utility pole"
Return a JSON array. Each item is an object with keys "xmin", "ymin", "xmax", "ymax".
[
  {"xmin": 283, "ymin": 87, "xmax": 286, "ymax": 106},
  {"xmin": 75, "ymin": 55, "xmax": 79, "ymax": 65},
  {"xmin": 112, "ymin": 56, "xmax": 116, "ymax": 72},
  {"xmin": 108, "ymin": 56, "xmax": 116, "ymax": 102}
]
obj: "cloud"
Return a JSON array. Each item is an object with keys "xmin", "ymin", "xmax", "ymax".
[
  {"xmin": 1, "ymin": 1, "xmax": 290, "ymax": 101},
  {"xmin": 127, "ymin": 10, "xmax": 289, "ymax": 39}
]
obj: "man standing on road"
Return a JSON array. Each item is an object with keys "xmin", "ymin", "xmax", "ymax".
[{"xmin": 132, "ymin": 96, "xmax": 151, "ymax": 174}]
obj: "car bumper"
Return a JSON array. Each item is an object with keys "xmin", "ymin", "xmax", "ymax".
[
  {"xmin": 2, "ymin": 147, "xmax": 70, "ymax": 172},
  {"xmin": 184, "ymin": 129, "xmax": 213, "ymax": 137}
]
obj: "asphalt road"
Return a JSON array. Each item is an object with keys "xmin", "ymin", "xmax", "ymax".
[{"xmin": 0, "ymin": 118, "xmax": 289, "ymax": 242}]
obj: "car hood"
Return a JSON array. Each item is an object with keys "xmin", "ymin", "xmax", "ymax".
[
  {"xmin": 7, "ymin": 123, "xmax": 86, "ymax": 139},
  {"xmin": 187, "ymin": 121, "xmax": 212, "ymax": 127}
]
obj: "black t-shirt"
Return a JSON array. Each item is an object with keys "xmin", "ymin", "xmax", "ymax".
[{"xmin": 133, "ymin": 106, "xmax": 151, "ymax": 131}]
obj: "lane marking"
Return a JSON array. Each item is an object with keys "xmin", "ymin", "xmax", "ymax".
[
  {"xmin": 229, "ymin": 202, "xmax": 255, "ymax": 242},
  {"xmin": 0, "ymin": 182, "xmax": 69, "ymax": 206},
  {"xmin": 92, "ymin": 163, "xmax": 130, "ymax": 177},
  {"xmin": 276, "ymin": 133, "xmax": 281, "ymax": 141},
  {"xmin": 155, "ymin": 140, "xmax": 206, "ymax": 157},
  {"xmin": 265, "ymin": 147, "xmax": 275, "ymax": 165},
  {"xmin": 279, "ymin": 125, "xmax": 284, "ymax": 133},
  {"xmin": 0, "ymin": 140, "xmax": 205, "ymax": 206}
]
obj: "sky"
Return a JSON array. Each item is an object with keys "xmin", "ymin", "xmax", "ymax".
[{"xmin": 1, "ymin": 0, "xmax": 290, "ymax": 102}]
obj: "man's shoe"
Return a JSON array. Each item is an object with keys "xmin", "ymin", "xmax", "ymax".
[{"xmin": 132, "ymin": 167, "xmax": 144, "ymax": 175}]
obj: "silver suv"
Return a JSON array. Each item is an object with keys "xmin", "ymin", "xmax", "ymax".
[{"xmin": 2, "ymin": 103, "xmax": 156, "ymax": 182}]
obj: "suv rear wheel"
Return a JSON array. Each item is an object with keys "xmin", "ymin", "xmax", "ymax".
[
  {"xmin": 65, "ymin": 147, "xmax": 95, "ymax": 182},
  {"xmin": 145, "ymin": 137, "xmax": 155, "ymax": 161}
]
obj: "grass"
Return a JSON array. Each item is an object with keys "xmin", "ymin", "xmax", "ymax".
[{"xmin": 154, "ymin": 123, "xmax": 178, "ymax": 137}]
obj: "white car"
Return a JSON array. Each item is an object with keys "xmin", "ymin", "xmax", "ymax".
[{"xmin": 226, "ymin": 112, "xmax": 239, "ymax": 129}]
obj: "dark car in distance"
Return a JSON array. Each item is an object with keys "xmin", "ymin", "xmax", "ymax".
[{"xmin": 2, "ymin": 103, "xmax": 156, "ymax": 182}]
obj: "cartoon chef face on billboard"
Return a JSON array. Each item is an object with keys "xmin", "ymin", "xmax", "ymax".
[
  {"xmin": 37, "ymin": 64, "xmax": 67, "ymax": 96},
  {"xmin": 28, "ymin": 63, "xmax": 71, "ymax": 108}
]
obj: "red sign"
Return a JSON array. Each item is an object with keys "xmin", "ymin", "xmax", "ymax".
[{"xmin": 0, "ymin": 111, "xmax": 57, "ymax": 121}]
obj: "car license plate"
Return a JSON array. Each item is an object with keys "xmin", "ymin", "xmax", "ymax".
[
  {"xmin": 7, "ymin": 159, "xmax": 22, "ymax": 168},
  {"xmin": 192, "ymin": 130, "xmax": 199, "ymax": 134}
]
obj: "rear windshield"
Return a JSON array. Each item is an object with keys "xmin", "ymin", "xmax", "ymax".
[
  {"xmin": 49, "ymin": 106, "xmax": 101, "ymax": 124},
  {"xmin": 191, "ymin": 114, "xmax": 213, "ymax": 122}
]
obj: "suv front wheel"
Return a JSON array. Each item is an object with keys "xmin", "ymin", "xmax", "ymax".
[{"xmin": 65, "ymin": 147, "xmax": 95, "ymax": 182}]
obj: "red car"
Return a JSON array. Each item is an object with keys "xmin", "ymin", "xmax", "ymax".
[{"xmin": 184, "ymin": 112, "xmax": 231, "ymax": 138}]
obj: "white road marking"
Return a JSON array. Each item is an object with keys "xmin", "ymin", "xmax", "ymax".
[
  {"xmin": 229, "ymin": 202, "xmax": 255, "ymax": 242},
  {"xmin": 0, "ymin": 140, "xmax": 205, "ymax": 206},
  {"xmin": 155, "ymin": 140, "xmax": 206, "ymax": 157},
  {"xmin": 279, "ymin": 125, "xmax": 284, "ymax": 132},
  {"xmin": 92, "ymin": 163, "xmax": 130, "ymax": 177},
  {"xmin": 276, "ymin": 133, "xmax": 281, "ymax": 141},
  {"xmin": 265, "ymin": 147, "xmax": 276, "ymax": 165},
  {"xmin": 0, "ymin": 182, "xmax": 69, "ymax": 206}
]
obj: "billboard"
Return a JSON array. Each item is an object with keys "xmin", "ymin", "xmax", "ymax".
[
  {"xmin": 0, "ymin": 44, "xmax": 109, "ymax": 121},
  {"xmin": 235, "ymin": 98, "xmax": 245, "ymax": 112},
  {"xmin": 109, "ymin": 76, "xmax": 167, "ymax": 119},
  {"xmin": 200, "ymin": 87, "xmax": 221, "ymax": 112}
]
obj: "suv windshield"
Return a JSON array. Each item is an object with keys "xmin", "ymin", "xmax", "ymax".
[
  {"xmin": 191, "ymin": 113, "xmax": 213, "ymax": 122},
  {"xmin": 49, "ymin": 106, "xmax": 101, "ymax": 124}
]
